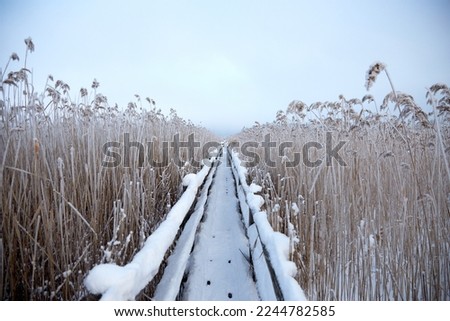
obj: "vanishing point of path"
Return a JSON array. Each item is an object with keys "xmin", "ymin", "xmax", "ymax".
[{"xmin": 182, "ymin": 148, "xmax": 260, "ymax": 300}]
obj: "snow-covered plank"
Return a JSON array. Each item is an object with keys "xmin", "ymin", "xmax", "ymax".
[
  {"xmin": 84, "ymin": 160, "xmax": 215, "ymax": 301},
  {"xmin": 153, "ymin": 158, "xmax": 218, "ymax": 300},
  {"xmin": 229, "ymin": 147, "xmax": 307, "ymax": 301},
  {"xmin": 181, "ymin": 148, "xmax": 259, "ymax": 300},
  {"xmin": 253, "ymin": 211, "xmax": 307, "ymax": 301}
]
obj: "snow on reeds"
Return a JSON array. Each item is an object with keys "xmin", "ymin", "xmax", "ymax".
[
  {"xmin": 232, "ymin": 73, "xmax": 450, "ymax": 300},
  {"xmin": 0, "ymin": 39, "xmax": 217, "ymax": 300}
]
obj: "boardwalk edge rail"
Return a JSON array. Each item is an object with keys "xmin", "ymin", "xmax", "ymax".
[
  {"xmin": 83, "ymin": 155, "xmax": 218, "ymax": 300},
  {"xmin": 227, "ymin": 145, "xmax": 307, "ymax": 301},
  {"xmin": 152, "ymin": 150, "xmax": 221, "ymax": 300}
]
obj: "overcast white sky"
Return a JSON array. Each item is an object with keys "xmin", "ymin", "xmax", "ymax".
[{"xmin": 1, "ymin": 0, "xmax": 449, "ymax": 136}]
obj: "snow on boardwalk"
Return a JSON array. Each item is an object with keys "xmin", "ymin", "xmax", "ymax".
[{"xmin": 182, "ymin": 149, "xmax": 260, "ymax": 300}]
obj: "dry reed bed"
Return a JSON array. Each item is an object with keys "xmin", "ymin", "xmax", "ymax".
[
  {"xmin": 1, "ymin": 40, "xmax": 217, "ymax": 300},
  {"xmin": 233, "ymin": 92, "xmax": 449, "ymax": 300}
]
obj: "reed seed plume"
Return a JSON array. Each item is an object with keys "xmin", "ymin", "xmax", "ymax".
[
  {"xmin": 10, "ymin": 53, "xmax": 19, "ymax": 62},
  {"xmin": 365, "ymin": 61, "xmax": 386, "ymax": 91},
  {"xmin": 24, "ymin": 37, "xmax": 35, "ymax": 53}
]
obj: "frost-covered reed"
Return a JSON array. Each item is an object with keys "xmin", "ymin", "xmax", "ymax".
[
  {"xmin": 0, "ymin": 39, "xmax": 217, "ymax": 300},
  {"xmin": 232, "ymin": 76, "xmax": 450, "ymax": 300}
]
